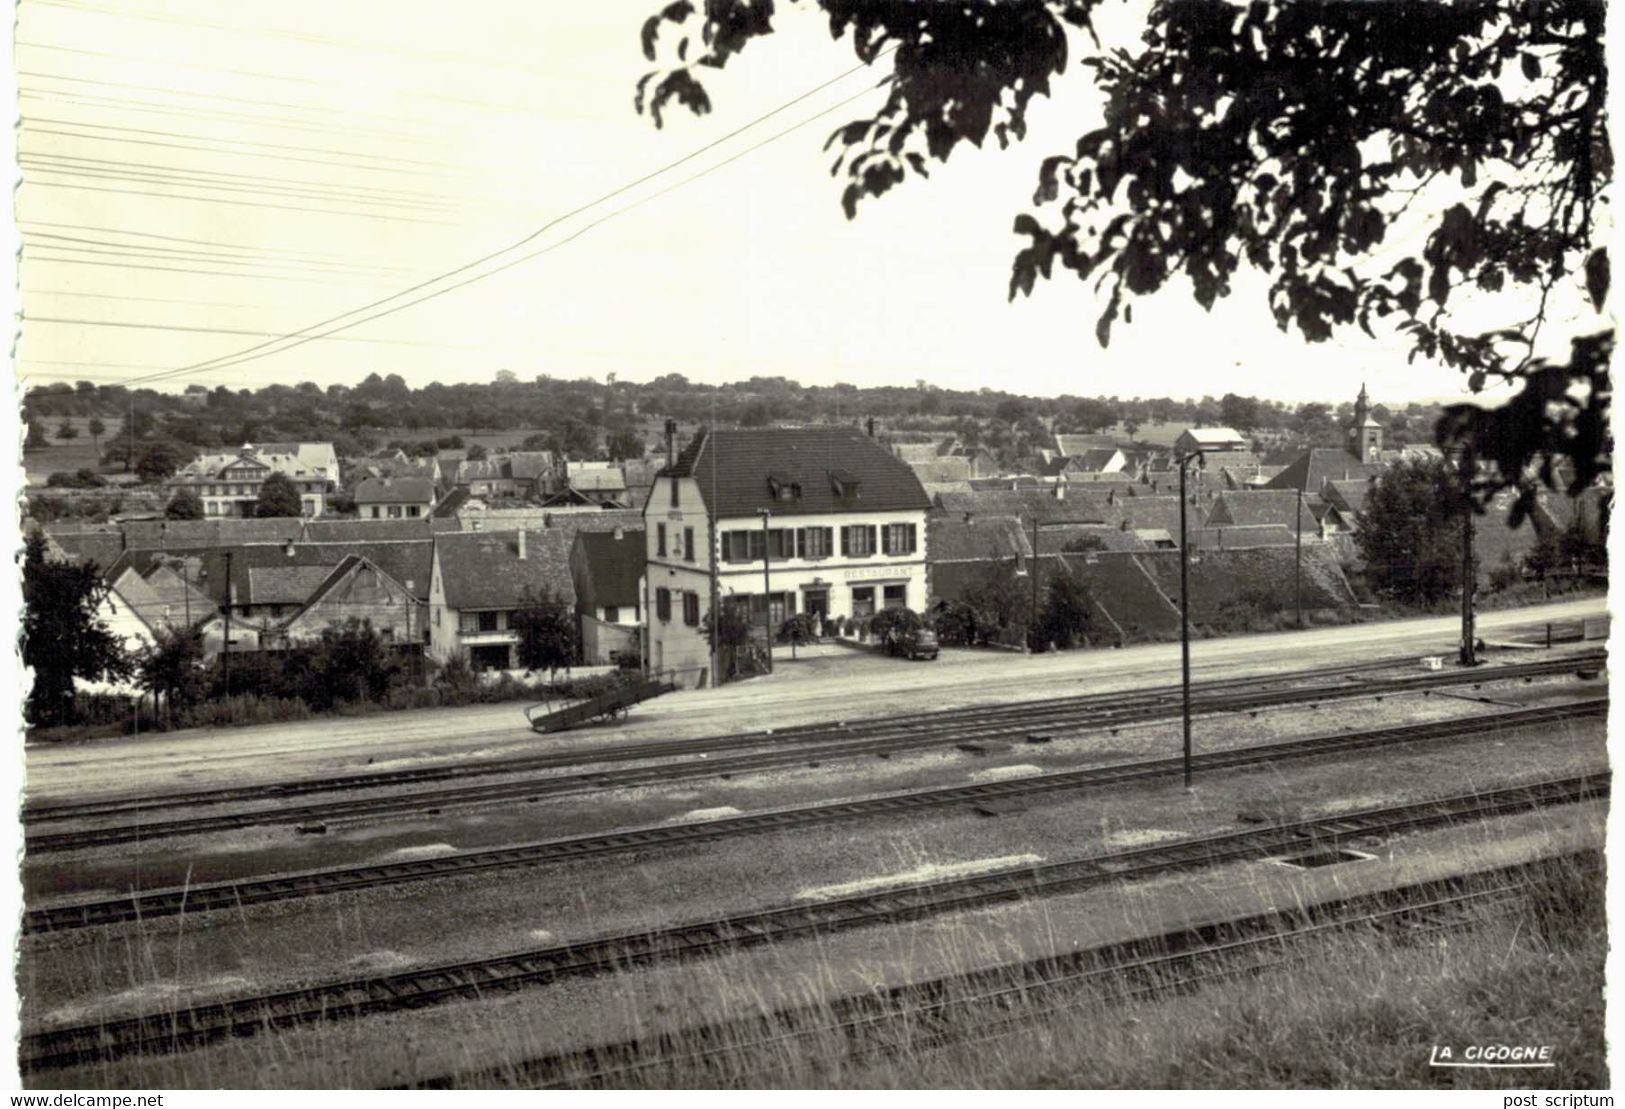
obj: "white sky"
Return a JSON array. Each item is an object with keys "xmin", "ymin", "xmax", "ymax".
[{"xmin": 9, "ymin": 0, "xmax": 1590, "ymax": 404}]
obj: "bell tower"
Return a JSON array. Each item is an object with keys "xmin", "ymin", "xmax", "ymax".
[{"xmin": 1348, "ymin": 382, "xmax": 1383, "ymax": 461}]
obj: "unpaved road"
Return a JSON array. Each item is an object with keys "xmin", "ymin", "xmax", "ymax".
[{"xmin": 24, "ymin": 598, "xmax": 1606, "ymax": 803}]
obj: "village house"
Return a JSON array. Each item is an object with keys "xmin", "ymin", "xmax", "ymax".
[
  {"xmin": 452, "ymin": 452, "xmax": 559, "ymax": 500},
  {"xmin": 427, "ymin": 528, "xmax": 575, "ymax": 672},
  {"xmin": 644, "ymin": 426, "xmax": 932, "ymax": 688},
  {"xmin": 354, "ymin": 475, "xmax": 437, "ymax": 519},
  {"xmin": 166, "ymin": 443, "xmax": 336, "ymax": 518},
  {"xmin": 569, "ymin": 525, "xmax": 645, "ymax": 665},
  {"xmin": 281, "ymin": 554, "xmax": 423, "ymax": 648}
]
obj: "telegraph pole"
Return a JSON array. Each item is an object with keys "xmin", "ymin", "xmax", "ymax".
[
  {"xmin": 1030, "ymin": 512, "xmax": 1040, "ymax": 650},
  {"xmin": 1455, "ymin": 449, "xmax": 1479, "ymax": 667},
  {"xmin": 221, "ymin": 550, "xmax": 233, "ymax": 693},
  {"xmin": 1293, "ymin": 483, "xmax": 1304, "ymax": 628},
  {"xmin": 1178, "ymin": 450, "xmax": 1205, "ymax": 790},
  {"xmin": 758, "ymin": 508, "xmax": 774, "ymax": 674}
]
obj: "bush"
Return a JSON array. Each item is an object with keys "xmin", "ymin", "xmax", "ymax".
[{"xmin": 779, "ymin": 613, "xmax": 816, "ymax": 645}]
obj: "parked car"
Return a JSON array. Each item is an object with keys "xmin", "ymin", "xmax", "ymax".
[{"xmin": 884, "ymin": 624, "xmax": 939, "ymax": 661}]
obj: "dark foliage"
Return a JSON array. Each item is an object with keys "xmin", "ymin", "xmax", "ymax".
[
  {"xmin": 636, "ymin": 0, "xmax": 1611, "ymax": 502},
  {"xmin": 253, "ymin": 471, "xmax": 304, "ymax": 518},
  {"xmin": 165, "ymin": 487, "xmax": 205, "ymax": 519},
  {"xmin": 22, "ymin": 532, "xmax": 131, "ymax": 726},
  {"xmin": 1034, "ymin": 566, "xmax": 1094, "ymax": 649},
  {"xmin": 511, "ymin": 585, "xmax": 577, "ymax": 676},
  {"xmin": 1354, "ymin": 459, "xmax": 1472, "ymax": 605}
]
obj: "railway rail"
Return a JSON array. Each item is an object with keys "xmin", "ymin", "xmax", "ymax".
[
  {"xmin": 435, "ymin": 857, "xmax": 1579, "ymax": 1088},
  {"xmin": 21, "ymin": 771, "xmax": 1606, "ymax": 1072},
  {"xmin": 29, "ymin": 653, "xmax": 1425, "ymax": 823},
  {"xmin": 23, "ymin": 699, "xmax": 1607, "ymax": 932},
  {"xmin": 24, "ymin": 653, "xmax": 1604, "ymax": 853}
]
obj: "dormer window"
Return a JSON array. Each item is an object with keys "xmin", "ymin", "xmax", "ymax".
[
  {"xmin": 829, "ymin": 468, "xmax": 861, "ymax": 499},
  {"xmin": 767, "ymin": 472, "xmax": 800, "ymax": 502}
]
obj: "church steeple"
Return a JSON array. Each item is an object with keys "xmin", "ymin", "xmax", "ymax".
[{"xmin": 1348, "ymin": 381, "xmax": 1382, "ymax": 461}]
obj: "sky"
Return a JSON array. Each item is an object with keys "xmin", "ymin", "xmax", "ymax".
[{"xmin": 7, "ymin": 0, "xmax": 1589, "ymax": 405}]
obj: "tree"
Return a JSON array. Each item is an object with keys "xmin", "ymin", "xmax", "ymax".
[
  {"xmin": 133, "ymin": 441, "xmax": 196, "ymax": 483},
  {"xmin": 165, "ymin": 488, "xmax": 205, "ymax": 520},
  {"xmin": 302, "ymin": 619, "xmax": 404, "ymax": 708},
  {"xmin": 511, "ymin": 586, "xmax": 576, "ymax": 677},
  {"xmin": 1219, "ymin": 394, "xmax": 1262, "ymax": 432},
  {"xmin": 465, "ymin": 444, "xmax": 489, "ymax": 462},
  {"xmin": 137, "ymin": 628, "xmax": 207, "ymax": 724},
  {"xmin": 253, "ymin": 472, "xmax": 304, "ymax": 518},
  {"xmin": 1068, "ymin": 398, "xmax": 1117, "ymax": 432},
  {"xmin": 54, "ymin": 420, "xmax": 78, "ymax": 441},
  {"xmin": 1034, "ymin": 566, "xmax": 1095, "ymax": 650},
  {"xmin": 24, "ymin": 418, "xmax": 49, "ymax": 453},
  {"xmin": 1354, "ymin": 459, "xmax": 1471, "ymax": 607},
  {"xmin": 636, "ymin": 0, "xmax": 1609, "ymax": 507},
  {"xmin": 87, "ymin": 416, "xmax": 106, "ymax": 448},
  {"xmin": 22, "ymin": 532, "xmax": 131, "ymax": 726},
  {"xmin": 606, "ymin": 429, "xmax": 644, "ymax": 461}
]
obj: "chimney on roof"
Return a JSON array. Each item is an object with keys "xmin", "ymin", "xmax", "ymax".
[
  {"xmin": 665, "ymin": 418, "xmax": 678, "ymax": 471},
  {"xmin": 612, "ymin": 526, "xmax": 624, "ymax": 541},
  {"xmin": 517, "ymin": 529, "xmax": 527, "ymax": 560},
  {"xmin": 866, "ymin": 417, "xmax": 876, "ymax": 438},
  {"xmin": 1055, "ymin": 481, "xmax": 1066, "ymax": 502}
]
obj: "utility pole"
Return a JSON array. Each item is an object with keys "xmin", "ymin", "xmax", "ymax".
[
  {"xmin": 1178, "ymin": 450, "xmax": 1204, "ymax": 791},
  {"xmin": 221, "ymin": 550, "xmax": 233, "ymax": 693},
  {"xmin": 758, "ymin": 508, "xmax": 774, "ymax": 674},
  {"xmin": 1030, "ymin": 512, "xmax": 1040, "ymax": 651},
  {"xmin": 1454, "ymin": 448, "xmax": 1479, "ymax": 667},
  {"xmin": 1461, "ymin": 496, "xmax": 1478, "ymax": 667},
  {"xmin": 126, "ymin": 390, "xmax": 135, "ymax": 474},
  {"xmin": 1293, "ymin": 483, "xmax": 1304, "ymax": 628}
]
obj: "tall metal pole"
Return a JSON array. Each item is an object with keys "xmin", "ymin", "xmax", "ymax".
[
  {"xmin": 1461, "ymin": 494, "xmax": 1478, "ymax": 667},
  {"xmin": 1293, "ymin": 483, "xmax": 1304, "ymax": 628},
  {"xmin": 1179, "ymin": 452, "xmax": 1201, "ymax": 791},
  {"xmin": 221, "ymin": 550, "xmax": 233, "ymax": 694},
  {"xmin": 1030, "ymin": 512, "xmax": 1040, "ymax": 651},
  {"xmin": 758, "ymin": 508, "xmax": 773, "ymax": 674}
]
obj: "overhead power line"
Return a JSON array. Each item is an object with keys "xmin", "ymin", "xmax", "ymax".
[{"xmin": 111, "ymin": 57, "xmax": 897, "ymax": 390}]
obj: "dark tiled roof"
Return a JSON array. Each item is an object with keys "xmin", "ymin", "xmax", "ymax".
[
  {"xmin": 1190, "ymin": 524, "xmax": 1297, "ymax": 549},
  {"xmin": 247, "ymin": 565, "xmax": 334, "ymax": 605},
  {"xmin": 433, "ymin": 487, "xmax": 472, "ymax": 517},
  {"xmin": 1042, "ymin": 523, "xmax": 1148, "ymax": 553},
  {"xmin": 1070, "ymin": 448, "xmax": 1124, "ymax": 473},
  {"xmin": 571, "ymin": 528, "xmax": 645, "ymax": 608},
  {"xmin": 907, "ymin": 458, "xmax": 973, "ymax": 484},
  {"xmin": 1136, "ymin": 545, "xmax": 1356, "ymax": 621},
  {"xmin": 434, "ymin": 529, "xmax": 575, "ymax": 610},
  {"xmin": 122, "ymin": 518, "xmax": 303, "ymax": 548},
  {"xmin": 1208, "ymin": 490, "xmax": 1315, "ymax": 532},
  {"xmin": 1114, "ymin": 495, "xmax": 1200, "ymax": 536},
  {"xmin": 926, "ymin": 514, "xmax": 1031, "ymax": 563},
  {"xmin": 934, "ymin": 489, "xmax": 1121, "ymax": 527},
  {"xmin": 1264, "ymin": 449, "xmax": 1385, "ymax": 493},
  {"xmin": 664, "ymin": 428, "xmax": 930, "ymax": 519},
  {"xmin": 41, "ymin": 527, "xmax": 125, "ymax": 571},
  {"xmin": 1053, "ymin": 552, "xmax": 1181, "ymax": 641},
  {"xmin": 354, "ymin": 476, "xmax": 436, "ymax": 504},
  {"xmin": 195, "ymin": 540, "xmax": 434, "ymax": 606},
  {"xmin": 1323, "ymin": 478, "xmax": 1374, "ymax": 515}
]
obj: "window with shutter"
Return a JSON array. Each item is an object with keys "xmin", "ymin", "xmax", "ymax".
[
  {"xmin": 656, "ymin": 588, "xmax": 671, "ymax": 621},
  {"xmin": 881, "ymin": 525, "xmax": 891, "ymax": 555},
  {"xmin": 683, "ymin": 591, "xmax": 700, "ymax": 626},
  {"xmin": 683, "ymin": 527, "xmax": 695, "ymax": 561},
  {"xmin": 656, "ymin": 523, "xmax": 667, "ymax": 557}
]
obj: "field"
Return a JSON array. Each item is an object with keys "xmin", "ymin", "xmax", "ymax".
[{"xmin": 23, "ymin": 417, "xmax": 125, "ymax": 486}]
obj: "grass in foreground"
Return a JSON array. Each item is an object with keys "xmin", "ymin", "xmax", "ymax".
[{"xmin": 489, "ymin": 851, "xmax": 1608, "ymax": 1090}]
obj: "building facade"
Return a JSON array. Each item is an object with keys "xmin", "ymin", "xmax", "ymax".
[
  {"xmin": 167, "ymin": 444, "xmax": 334, "ymax": 518},
  {"xmin": 644, "ymin": 427, "xmax": 931, "ymax": 688}
]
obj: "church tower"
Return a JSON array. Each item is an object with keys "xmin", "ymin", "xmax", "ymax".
[{"xmin": 1348, "ymin": 382, "xmax": 1383, "ymax": 461}]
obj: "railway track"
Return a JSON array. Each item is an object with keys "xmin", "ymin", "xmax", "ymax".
[
  {"xmin": 21, "ymin": 771, "xmax": 1606, "ymax": 1072},
  {"xmin": 28, "ymin": 653, "xmax": 1425, "ymax": 823},
  {"xmin": 24, "ymin": 699, "xmax": 1607, "ymax": 932},
  {"xmin": 435, "ymin": 857, "xmax": 1578, "ymax": 1088},
  {"xmin": 24, "ymin": 653, "xmax": 1604, "ymax": 853}
]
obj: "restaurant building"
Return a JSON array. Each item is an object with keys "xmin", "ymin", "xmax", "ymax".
[{"xmin": 644, "ymin": 425, "xmax": 931, "ymax": 687}]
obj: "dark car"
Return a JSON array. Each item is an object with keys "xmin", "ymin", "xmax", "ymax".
[{"xmin": 885, "ymin": 624, "xmax": 939, "ymax": 661}]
